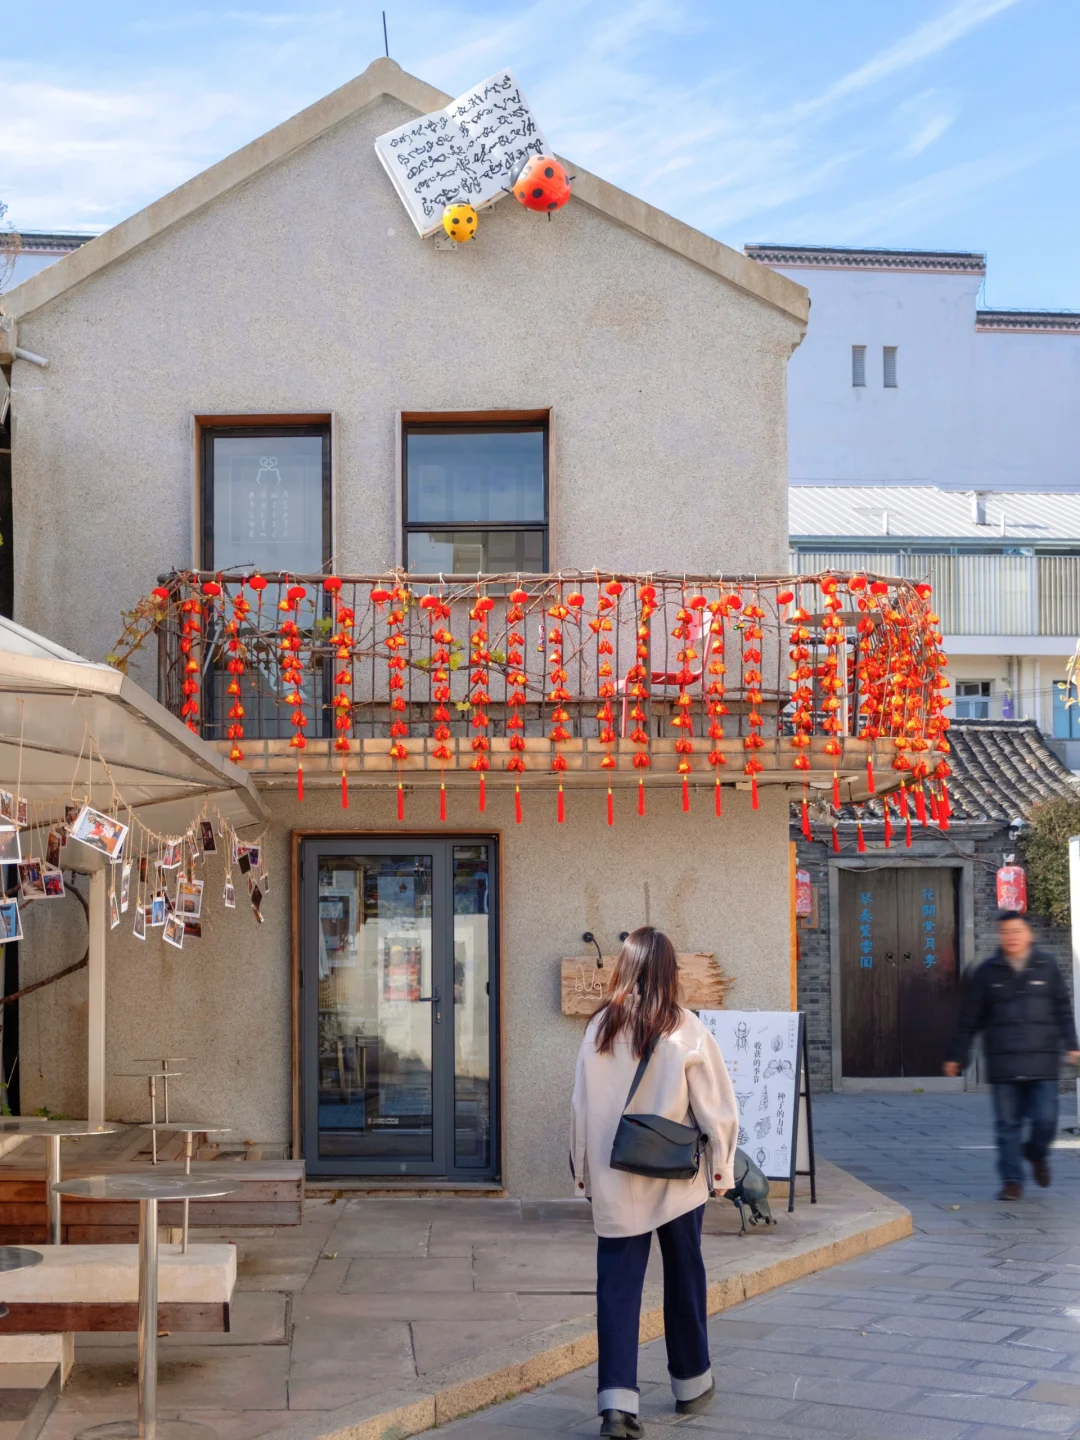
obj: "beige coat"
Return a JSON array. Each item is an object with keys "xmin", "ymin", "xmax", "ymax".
[{"xmin": 570, "ymin": 1007, "xmax": 739, "ymax": 1238}]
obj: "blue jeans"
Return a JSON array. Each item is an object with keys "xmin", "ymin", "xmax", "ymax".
[
  {"xmin": 595, "ymin": 1204, "xmax": 711, "ymax": 1417},
  {"xmin": 991, "ymin": 1079, "xmax": 1059, "ymax": 1186}
]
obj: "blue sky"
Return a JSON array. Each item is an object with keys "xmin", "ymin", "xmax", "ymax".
[{"xmin": 4, "ymin": 0, "xmax": 1078, "ymax": 309}]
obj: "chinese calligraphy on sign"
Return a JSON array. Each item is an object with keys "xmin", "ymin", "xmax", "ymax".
[
  {"xmin": 859, "ymin": 889, "xmax": 873, "ymax": 968},
  {"xmin": 922, "ymin": 886, "xmax": 937, "ymax": 968}
]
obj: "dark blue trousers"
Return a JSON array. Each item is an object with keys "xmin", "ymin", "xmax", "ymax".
[
  {"xmin": 596, "ymin": 1204, "xmax": 711, "ymax": 1416},
  {"xmin": 991, "ymin": 1079, "xmax": 1059, "ymax": 1186}
]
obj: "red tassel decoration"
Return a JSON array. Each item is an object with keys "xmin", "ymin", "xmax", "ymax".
[
  {"xmin": 831, "ymin": 826, "xmax": 840, "ymax": 854},
  {"xmin": 929, "ymin": 790, "xmax": 940, "ymax": 823},
  {"xmin": 557, "ymin": 784, "xmax": 565, "ymax": 824},
  {"xmin": 478, "ymin": 775, "xmax": 486, "ymax": 814},
  {"xmin": 939, "ymin": 790, "xmax": 950, "ymax": 831},
  {"xmin": 397, "ymin": 783, "xmax": 404, "ymax": 822},
  {"xmin": 832, "ymin": 772, "xmax": 841, "ymax": 807},
  {"xmin": 751, "ymin": 774, "xmax": 760, "ymax": 811},
  {"xmin": 914, "ymin": 786, "xmax": 927, "ymax": 825},
  {"xmin": 607, "ymin": 787, "xmax": 614, "ymax": 826},
  {"xmin": 682, "ymin": 776, "xmax": 690, "ymax": 812},
  {"xmin": 857, "ymin": 822, "xmax": 866, "ymax": 853},
  {"xmin": 941, "ymin": 781, "xmax": 951, "ymax": 817},
  {"xmin": 341, "ymin": 768, "xmax": 348, "ymax": 809},
  {"xmin": 638, "ymin": 778, "xmax": 645, "ymax": 816},
  {"xmin": 715, "ymin": 777, "xmax": 723, "ymax": 818},
  {"xmin": 905, "ymin": 816, "xmax": 913, "ymax": 849},
  {"xmin": 297, "ymin": 763, "xmax": 304, "ymax": 802},
  {"xmin": 898, "ymin": 784, "xmax": 909, "ymax": 819},
  {"xmin": 514, "ymin": 785, "xmax": 523, "ymax": 825},
  {"xmin": 867, "ymin": 755, "xmax": 875, "ymax": 793},
  {"xmin": 439, "ymin": 784, "xmax": 447, "ymax": 822},
  {"xmin": 883, "ymin": 804, "xmax": 893, "ymax": 849},
  {"xmin": 800, "ymin": 796, "xmax": 811, "ymax": 841}
]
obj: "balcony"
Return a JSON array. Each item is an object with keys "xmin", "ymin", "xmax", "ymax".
[
  {"xmin": 115, "ymin": 571, "xmax": 950, "ymax": 805},
  {"xmin": 794, "ymin": 551, "xmax": 1080, "ymax": 638}
]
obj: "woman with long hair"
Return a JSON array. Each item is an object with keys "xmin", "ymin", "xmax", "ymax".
[{"xmin": 570, "ymin": 927, "xmax": 738, "ymax": 1439}]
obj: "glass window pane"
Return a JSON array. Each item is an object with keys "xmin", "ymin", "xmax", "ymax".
[
  {"xmin": 210, "ymin": 434, "xmax": 325, "ymax": 572},
  {"xmin": 407, "ymin": 431, "xmax": 545, "ymax": 524},
  {"xmin": 453, "ymin": 845, "xmax": 491, "ymax": 1169},
  {"xmin": 407, "ymin": 529, "xmax": 545, "ymax": 574},
  {"xmin": 316, "ymin": 854, "xmax": 434, "ymax": 1161}
]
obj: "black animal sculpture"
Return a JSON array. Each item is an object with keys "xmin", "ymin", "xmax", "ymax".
[{"xmin": 723, "ymin": 1148, "xmax": 776, "ymax": 1235}]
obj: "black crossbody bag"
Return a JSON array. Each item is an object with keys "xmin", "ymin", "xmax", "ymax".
[{"xmin": 609, "ymin": 1041, "xmax": 707, "ymax": 1181}]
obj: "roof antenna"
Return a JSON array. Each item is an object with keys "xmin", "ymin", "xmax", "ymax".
[{"xmin": 382, "ymin": 10, "xmax": 390, "ymax": 57}]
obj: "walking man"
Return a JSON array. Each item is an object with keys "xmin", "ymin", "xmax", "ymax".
[{"xmin": 945, "ymin": 910, "xmax": 1080, "ymax": 1200}]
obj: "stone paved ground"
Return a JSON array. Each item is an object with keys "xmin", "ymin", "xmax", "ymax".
[{"xmin": 439, "ymin": 1091, "xmax": 1080, "ymax": 1440}]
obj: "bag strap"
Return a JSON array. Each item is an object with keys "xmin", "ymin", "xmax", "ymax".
[{"xmin": 622, "ymin": 1040, "xmax": 656, "ymax": 1113}]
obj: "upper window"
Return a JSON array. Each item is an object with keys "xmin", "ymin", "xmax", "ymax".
[
  {"xmin": 201, "ymin": 423, "xmax": 331, "ymax": 573},
  {"xmin": 955, "ymin": 680, "xmax": 991, "ymax": 720},
  {"xmin": 851, "ymin": 346, "xmax": 866, "ymax": 387},
  {"xmin": 403, "ymin": 420, "xmax": 548, "ymax": 574},
  {"xmin": 883, "ymin": 346, "xmax": 898, "ymax": 388}
]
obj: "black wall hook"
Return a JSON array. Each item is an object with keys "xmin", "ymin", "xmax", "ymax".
[{"xmin": 582, "ymin": 931, "xmax": 603, "ymax": 969}]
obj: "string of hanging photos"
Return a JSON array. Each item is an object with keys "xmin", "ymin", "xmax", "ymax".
[{"xmin": 117, "ymin": 569, "xmax": 951, "ymax": 844}]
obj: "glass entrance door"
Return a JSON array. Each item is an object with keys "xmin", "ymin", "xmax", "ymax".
[{"xmin": 300, "ymin": 838, "xmax": 498, "ymax": 1179}]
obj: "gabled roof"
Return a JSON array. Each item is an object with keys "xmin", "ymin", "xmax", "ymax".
[
  {"xmin": 746, "ymin": 242, "xmax": 985, "ymax": 276},
  {"xmin": 1, "ymin": 59, "xmax": 807, "ymax": 329}
]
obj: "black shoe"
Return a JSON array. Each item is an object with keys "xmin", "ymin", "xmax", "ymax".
[
  {"xmin": 998, "ymin": 1181, "xmax": 1023, "ymax": 1201},
  {"xmin": 1033, "ymin": 1156, "xmax": 1051, "ymax": 1188},
  {"xmin": 599, "ymin": 1412, "xmax": 644, "ymax": 1439},
  {"xmin": 675, "ymin": 1381, "xmax": 716, "ymax": 1415}
]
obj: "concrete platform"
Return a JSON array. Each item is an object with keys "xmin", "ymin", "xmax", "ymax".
[{"xmin": 34, "ymin": 1159, "xmax": 909, "ymax": 1440}]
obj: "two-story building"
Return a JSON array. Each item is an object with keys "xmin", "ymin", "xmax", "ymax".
[{"xmin": 0, "ymin": 58, "xmax": 870, "ymax": 1195}]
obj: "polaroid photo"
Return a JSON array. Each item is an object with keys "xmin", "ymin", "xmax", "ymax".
[
  {"xmin": 17, "ymin": 861, "xmax": 46, "ymax": 901},
  {"xmin": 200, "ymin": 820, "xmax": 217, "ymax": 854},
  {"xmin": 237, "ymin": 849, "xmax": 252, "ymax": 876},
  {"xmin": 162, "ymin": 911, "xmax": 185, "ymax": 950},
  {"xmin": 177, "ymin": 878, "xmax": 203, "ymax": 920},
  {"xmin": 42, "ymin": 868, "xmax": 65, "ymax": 900},
  {"xmin": 64, "ymin": 803, "xmax": 80, "ymax": 827},
  {"xmin": 133, "ymin": 905, "xmax": 147, "ymax": 941},
  {"xmin": 16, "ymin": 799, "xmax": 27, "ymax": 829},
  {"xmin": 109, "ymin": 889, "xmax": 120, "ymax": 929},
  {"xmin": 45, "ymin": 828, "xmax": 62, "ymax": 869},
  {"xmin": 183, "ymin": 920, "xmax": 202, "ymax": 939},
  {"xmin": 223, "ymin": 880, "xmax": 235, "ymax": 909},
  {"xmin": 160, "ymin": 840, "xmax": 182, "ymax": 870},
  {"xmin": 243, "ymin": 843, "xmax": 261, "ymax": 871},
  {"xmin": 0, "ymin": 792, "xmax": 14, "ymax": 823},
  {"xmin": 120, "ymin": 862, "xmax": 131, "ymax": 914},
  {"xmin": 0, "ymin": 828, "xmax": 21, "ymax": 865},
  {"xmin": 258, "ymin": 872, "xmax": 270, "ymax": 895},
  {"xmin": 249, "ymin": 882, "xmax": 263, "ymax": 914},
  {"xmin": 150, "ymin": 895, "xmax": 166, "ymax": 928},
  {"xmin": 0, "ymin": 900, "xmax": 23, "ymax": 943},
  {"xmin": 70, "ymin": 805, "xmax": 128, "ymax": 862}
]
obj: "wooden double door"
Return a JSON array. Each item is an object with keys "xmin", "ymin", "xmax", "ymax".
[{"xmin": 839, "ymin": 867, "xmax": 960, "ymax": 1078}]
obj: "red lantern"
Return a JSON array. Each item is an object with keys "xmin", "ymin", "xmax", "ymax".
[
  {"xmin": 996, "ymin": 864, "xmax": 1027, "ymax": 914},
  {"xmin": 512, "ymin": 155, "xmax": 572, "ymax": 213}
]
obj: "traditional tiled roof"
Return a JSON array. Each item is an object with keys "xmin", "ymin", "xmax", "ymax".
[
  {"xmin": 815, "ymin": 721, "xmax": 1080, "ymax": 827},
  {"xmin": 745, "ymin": 243, "xmax": 986, "ymax": 275},
  {"xmin": 976, "ymin": 309, "xmax": 1080, "ymax": 334},
  {"xmin": 15, "ymin": 232, "xmax": 97, "ymax": 255}
]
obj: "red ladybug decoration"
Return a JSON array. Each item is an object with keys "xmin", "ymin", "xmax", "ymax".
[{"xmin": 512, "ymin": 154, "xmax": 571, "ymax": 213}]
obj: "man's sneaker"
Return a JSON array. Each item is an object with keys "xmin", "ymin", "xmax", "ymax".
[
  {"xmin": 998, "ymin": 1181, "xmax": 1023, "ymax": 1201},
  {"xmin": 675, "ymin": 1382, "xmax": 717, "ymax": 1415},
  {"xmin": 599, "ymin": 1411, "xmax": 644, "ymax": 1439},
  {"xmin": 1032, "ymin": 1156, "xmax": 1051, "ymax": 1188}
]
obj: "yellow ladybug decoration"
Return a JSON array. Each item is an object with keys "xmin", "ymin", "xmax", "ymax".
[{"xmin": 442, "ymin": 203, "xmax": 478, "ymax": 243}]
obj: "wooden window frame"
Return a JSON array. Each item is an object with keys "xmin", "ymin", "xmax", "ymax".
[
  {"xmin": 197, "ymin": 415, "xmax": 333, "ymax": 572},
  {"xmin": 401, "ymin": 411, "xmax": 550, "ymax": 576}
]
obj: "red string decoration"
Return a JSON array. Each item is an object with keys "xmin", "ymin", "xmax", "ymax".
[{"xmin": 468, "ymin": 589, "xmax": 494, "ymax": 811}]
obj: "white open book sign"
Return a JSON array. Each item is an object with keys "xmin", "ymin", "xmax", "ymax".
[{"xmin": 375, "ymin": 69, "xmax": 549, "ymax": 238}]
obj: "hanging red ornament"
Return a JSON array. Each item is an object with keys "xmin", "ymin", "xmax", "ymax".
[
  {"xmin": 557, "ymin": 783, "xmax": 565, "ymax": 824},
  {"xmin": 638, "ymin": 777, "xmax": 646, "ymax": 816},
  {"xmin": 867, "ymin": 754, "xmax": 875, "ymax": 793},
  {"xmin": 857, "ymin": 821, "xmax": 866, "ymax": 853},
  {"xmin": 883, "ymin": 802, "xmax": 892, "ymax": 848},
  {"xmin": 832, "ymin": 826, "xmax": 840, "ymax": 854},
  {"xmin": 715, "ymin": 776, "xmax": 723, "ymax": 818},
  {"xmin": 682, "ymin": 775, "xmax": 690, "ymax": 812},
  {"xmin": 607, "ymin": 787, "xmax": 614, "ymax": 826},
  {"xmin": 397, "ymin": 783, "xmax": 405, "ymax": 822},
  {"xmin": 440, "ymin": 783, "xmax": 447, "ymax": 823},
  {"xmin": 801, "ymin": 795, "xmax": 811, "ymax": 841}
]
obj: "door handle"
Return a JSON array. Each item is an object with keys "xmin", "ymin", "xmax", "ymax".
[
  {"xmin": 885, "ymin": 952, "xmax": 895, "ymax": 963},
  {"xmin": 903, "ymin": 952, "xmax": 912, "ymax": 961},
  {"xmin": 415, "ymin": 988, "xmax": 441, "ymax": 1004}
]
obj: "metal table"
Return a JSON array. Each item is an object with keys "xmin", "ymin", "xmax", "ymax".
[
  {"xmin": 54, "ymin": 1174, "xmax": 237, "ymax": 1440},
  {"xmin": 114, "ymin": 1074, "xmax": 187, "ymax": 1164},
  {"xmin": 138, "ymin": 1125, "xmax": 231, "ymax": 1252},
  {"xmin": 0, "ymin": 1118, "xmax": 120, "ymax": 1244},
  {"xmin": 0, "ymin": 1244, "xmax": 43, "ymax": 1320},
  {"xmin": 131, "ymin": 1060, "xmax": 188, "ymax": 1125}
]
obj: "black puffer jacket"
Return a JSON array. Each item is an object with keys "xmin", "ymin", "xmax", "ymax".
[{"xmin": 947, "ymin": 947, "xmax": 1078, "ymax": 1083}]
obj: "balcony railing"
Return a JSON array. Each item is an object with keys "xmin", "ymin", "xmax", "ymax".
[
  {"xmin": 114, "ymin": 570, "xmax": 949, "ymax": 802},
  {"xmin": 794, "ymin": 551, "xmax": 1080, "ymax": 637}
]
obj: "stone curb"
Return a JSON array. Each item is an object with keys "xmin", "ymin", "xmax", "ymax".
[{"xmin": 264, "ymin": 1161, "xmax": 911, "ymax": 1440}]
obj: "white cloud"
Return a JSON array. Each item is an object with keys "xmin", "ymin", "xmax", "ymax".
[{"xmin": 903, "ymin": 112, "xmax": 956, "ymax": 158}]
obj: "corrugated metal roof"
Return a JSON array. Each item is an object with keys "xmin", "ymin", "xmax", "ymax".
[{"xmin": 789, "ymin": 487, "xmax": 1080, "ymax": 543}]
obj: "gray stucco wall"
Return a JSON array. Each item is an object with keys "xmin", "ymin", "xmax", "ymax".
[
  {"xmin": 6, "ymin": 89, "xmax": 801, "ymax": 1192},
  {"xmin": 18, "ymin": 784, "xmax": 790, "ymax": 1197}
]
